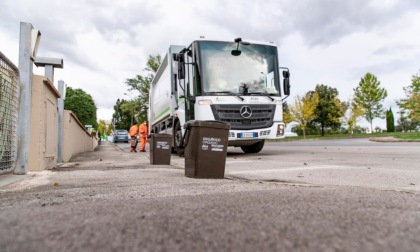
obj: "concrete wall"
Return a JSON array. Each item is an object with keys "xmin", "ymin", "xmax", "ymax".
[
  {"xmin": 28, "ymin": 75, "xmax": 60, "ymax": 171},
  {"xmin": 27, "ymin": 74, "xmax": 98, "ymax": 170},
  {"xmin": 62, "ymin": 110, "xmax": 98, "ymax": 162}
]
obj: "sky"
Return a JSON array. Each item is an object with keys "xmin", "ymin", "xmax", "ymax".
[{"xmin": 1, "ymin": 0, "xmax": 419, "ymax": 129}]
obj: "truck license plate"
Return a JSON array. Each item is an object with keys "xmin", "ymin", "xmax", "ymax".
[{"xmin": 240, "ymin": 132, "xmax": 257, "ymax": 138}]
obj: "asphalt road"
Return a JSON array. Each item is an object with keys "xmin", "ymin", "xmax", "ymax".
[
  {"xmin": 1, "ymin": 139, "xmax": 419, "ymax": 252},
  {"xmin": 120, "ymin": 138, "xmax": 420, "ymax": 192},
  {"xmin": 225, "ymin": 138, "xmax": 420, "ymax": 192}
]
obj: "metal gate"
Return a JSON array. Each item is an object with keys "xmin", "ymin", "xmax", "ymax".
[{"xmin": 0, "ymin": 51, "xmax": 19, "ymax": 175}]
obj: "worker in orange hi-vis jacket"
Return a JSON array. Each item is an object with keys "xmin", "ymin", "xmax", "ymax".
[
  {"xmin": 129, "ymin": 122, "xmax": 139, "ymax": 152},
  {"xmin": 139, "ymin": 121, "xmax": 148, "ymax": 152}
]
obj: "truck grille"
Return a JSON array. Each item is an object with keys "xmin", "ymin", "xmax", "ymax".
[{"xmin": 211, "ymin": 104, "xmax": 275, "ymax": 130}]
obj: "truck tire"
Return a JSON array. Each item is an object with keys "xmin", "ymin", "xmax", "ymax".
[
  {"xmin": 174, "ymin": 121, "xmax": 185, "ymax": 157},
  {"xmin": 240, "ymin": 140, "xmax": 265, "ymax": 153}
]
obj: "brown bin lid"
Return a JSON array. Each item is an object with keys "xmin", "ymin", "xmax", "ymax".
[{"xmin": 185, "ymin": 120, "xmax": 230, "ymax": 130}]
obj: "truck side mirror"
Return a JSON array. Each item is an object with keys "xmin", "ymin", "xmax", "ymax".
[
  {"xmin": 178, "ymin": 53, "xmax": 185, "ymax": 80},
  {"xmin": 231, "ymin": 50, "xmax": 241, "ymax": 56},
  {"xmin": 283, "ymin": 70, "xmax": 290, "ymax": 96}
]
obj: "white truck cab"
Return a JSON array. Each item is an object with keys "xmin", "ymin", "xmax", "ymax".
[{"xmin": 149, "ymin": 38, "xmax": 290, "ymax": 155}]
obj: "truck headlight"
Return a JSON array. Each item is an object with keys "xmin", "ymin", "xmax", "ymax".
[
  {"xmin": 198, "ymin": 99, "xmax": 213, "ymax": 105},
  {"xmin": 277, "ymin": 124, "xmax": 285, "ymax": 136}
]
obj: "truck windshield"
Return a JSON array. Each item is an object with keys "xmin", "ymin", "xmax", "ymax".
[{"xmin": 199, "ymin": 41, "xmax": 280, "ymax": 96}]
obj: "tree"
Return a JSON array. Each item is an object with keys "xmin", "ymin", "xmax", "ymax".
[
  {"xmin": 396, "ymin": 110, "xmax": 420, "ymax": 132},
  {"xmin": 312, "ymin": 84, "xmax": 345, "ymax": 136},
  {"xmin": 98, "ymin": 120, "xmax": 107, "ymax": 136},
  {"xmin": 97, "ymin": 120, "xmax": 113, "ymax": 138},
  {"xmin": 112, "ymin": 99, "xmax": 131, "ymax": 130},
  {"xmin": 64, "ymin": 87, "xmax": 98, "ymax": 129},
  {"xmin": 289, "ymin": 92, "xmax": 319, "ymax": 139},
  {"xmin": 353, "ymin": 72, "xmax": 388, "ymax": 133},
  {"xmin": 123, "ymin": 55, "xmax": 162, "ymax": 123},
  {"xmin": 397, "ymin": 110, "xmax": 407, "ymax": 132},
  {"xmin": 282, "ymin": 101, "xmax": 293, "ymax": 127},
  {"xmin": 341, "ymin": 96, "xmax": 364, "ymax": 134},
  {"xmin": 397, "ymin": 70, "xmax": 420, "ymax": 121},
  {"xmin": 386, "ymin": 107, "xmax": 395, "ymax": 132},
  {"xmin": 106, "ymin": 123, "xmax": 113, "ymax": 135}
]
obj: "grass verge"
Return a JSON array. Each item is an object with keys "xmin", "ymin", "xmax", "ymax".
[
  {"xmin": 270, "ymin": 132, "xmax": 420, "ymax": 142},
  {"xmin": 395, "ymin": 132, "xmax": 420, "ymax": 140}
]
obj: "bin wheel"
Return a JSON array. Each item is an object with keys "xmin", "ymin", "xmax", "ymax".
[
  {"xmin": 174, "ymin": 121, "xmax": 185, "ymax": 156},
  {"xmin": 240, "ymin": 140, "xmax": 265, "ymax": 153}
]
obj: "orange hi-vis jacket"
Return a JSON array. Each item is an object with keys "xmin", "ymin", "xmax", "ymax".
[
  {"xmin": 129, "ymin": 124, "xmax": 139, "ymax": 137},
  {"xmin": 139, "ymin": 123, "xmax": 148, "ymax": 137}
]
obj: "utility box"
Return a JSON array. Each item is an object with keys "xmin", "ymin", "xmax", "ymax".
[
  {"xmin": 150, "ymin": 134, "xmax": 172, "ymax": 165},
  {"xmin": 184, "ymin": 121, "xmax": 230, "ymax": 178}
]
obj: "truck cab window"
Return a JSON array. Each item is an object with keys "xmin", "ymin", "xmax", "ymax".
[{"xmin": 199, "ymin": 41, "xmax": 280, "ymax": 96}]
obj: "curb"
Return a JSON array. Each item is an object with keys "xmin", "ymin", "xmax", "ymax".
[
  {"xmin": 0, "ymin": 174, "xmax": 31, "ymax": 188},
  {"xmin": 369, "ymin": 136, "xmax": 420, "ymax": 142}
]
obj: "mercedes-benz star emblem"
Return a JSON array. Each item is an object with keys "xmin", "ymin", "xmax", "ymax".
[{"xmin": 240, "ymin": 106, "xmax": 252, "ymax": 118}]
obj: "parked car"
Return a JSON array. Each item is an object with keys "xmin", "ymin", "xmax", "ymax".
[{"xmin": 113, "ymin": 129, "xmax": 129, "ymax": 143}]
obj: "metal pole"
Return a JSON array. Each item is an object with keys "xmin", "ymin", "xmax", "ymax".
[
  {"xmin": 34, "ymin": 57, "xmax": 63, "ymax": 84},
  {"xmin": 44, "ymin": 65, "xmax": 53, "ymax": 82},
  {"xmin": 15, "ymin": 22, "xmax": 39, "ymax": 175},
  {"xmin": 57, "ymin": 80, "xmax": 65, "ymax": 163}
]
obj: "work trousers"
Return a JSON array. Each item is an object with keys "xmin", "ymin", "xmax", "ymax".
[{"xmin": 139, "ymin": 136, "xmax": 147, "ymax": 151}]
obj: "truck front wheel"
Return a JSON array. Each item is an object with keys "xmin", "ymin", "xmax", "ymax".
[
  {"xmin": 174, "ymin": 121, "xmax": 185, "ymax": 157},
  {"xmin": 240, "ymin": 140, "xmax": 265, "ymax": 153}
]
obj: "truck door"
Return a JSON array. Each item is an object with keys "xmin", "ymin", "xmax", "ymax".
[
  {"xmin": 176, "ymin": 49, "xmax": 195, "ymax": 122},
  {"xmin": 185, "ymin": 50, "xmax": 195, "ymax": 121}
]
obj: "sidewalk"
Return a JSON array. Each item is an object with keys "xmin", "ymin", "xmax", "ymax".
[
  {"xmin": 0, "ymin": 141, "xmax": 183, "ymax": 189},
  {"xmin": 57, "ymin": 140, "xmax": 183, "ymax": 170}
]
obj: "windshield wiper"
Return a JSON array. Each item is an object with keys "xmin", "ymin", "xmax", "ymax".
[
  {"xmin": 247, "ymin": 92, "xmax": 275, "ymax": 101},
  {"xmin": 204, "ymin": 91, "xmax": 244, "ymax": 101}
]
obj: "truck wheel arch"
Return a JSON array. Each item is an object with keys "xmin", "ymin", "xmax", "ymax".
[
  {"xmin": 173, "ymin": 120, "xmax": 185, "ymax": 156},
  {"xmin": 240, "ymin": 140, "xmax": 265, "ymax": 154}
]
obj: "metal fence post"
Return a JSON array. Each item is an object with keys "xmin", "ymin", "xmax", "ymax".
[
  {"xmin": 57, "ymin": 80, "xmax": 66, "ymax": 163},
  {"xmin": 15, "ymin": 22, "xmax": 41, "ymax": 174},
  {"xmin": 34, "ymin": 57, "xmax": 63, "ymax": 84}
]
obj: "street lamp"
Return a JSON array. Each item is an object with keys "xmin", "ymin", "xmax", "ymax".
[{"xmin": 124, "ymin": 93, "xmax": 135, "ymax": 125}]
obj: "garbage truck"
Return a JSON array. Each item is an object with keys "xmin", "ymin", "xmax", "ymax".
[{"xmin": 148, "ymin": 38, "xmax": 291, "ymax": 155}]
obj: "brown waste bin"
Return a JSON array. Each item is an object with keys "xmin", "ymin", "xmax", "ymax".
[
  {"xmin": 150, "ymin": 134, "xmax": 172, "ymax": 165},
  {"xmin": 183, "ymin": 121, "xmax": 230, "ymax": 178}
]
